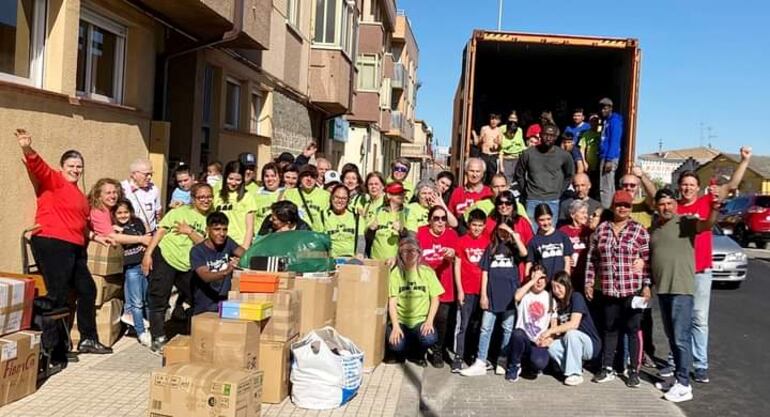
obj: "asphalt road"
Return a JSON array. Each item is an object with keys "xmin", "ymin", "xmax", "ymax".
[{"xmin": 656, "ymin": 258, "xmax": 770, "ymax": 416}]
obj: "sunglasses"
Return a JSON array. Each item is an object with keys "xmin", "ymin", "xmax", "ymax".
[
  {"xmin": 621, "ymin": 183, "xmax": 638, "ymax": 188},
  {"xmin": 393, "ymin": 166, "xmax": 409, "ymax": 173},
  {"xmin": 497, "ymin": 200, "xmax": 513, "ymax": 206},
  {"xmin": 431, "ymin": 215, "xmax": 448, "ymax": 222},
  {"xmin": 614, "ymin": 203, "xmax": 632, "ymax": 208}
]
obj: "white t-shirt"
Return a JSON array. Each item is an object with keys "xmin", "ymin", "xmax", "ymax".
[
  {"xmin": 516, "ymin": 290, "xmax": 554, "ymax": 342},
  {"xmin": 121, "ymin": 179, "xmax": 162, "ymax": 232}
]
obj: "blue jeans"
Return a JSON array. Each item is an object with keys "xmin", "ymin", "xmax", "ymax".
[
  {"xmin": 454, "ymin": 294, "xmax": 479, "ymax": 357},
  {"xmin": 548, "ymin": 330, "xmax": 594, "ymax": 376},
  {"xmin": 477, "ymin": 310, "xmax": 515, "ymax": 362},
  {"xmin": 692, "ymin": 271, "xmax": 712, "ymax": 370},
  {"xmin": 388, "ymin": 322, "xmax": 439, "ymax": 355},
  {"xmin": 508, "ymin": 328, "xmax": 549, "ymax": 372},
  {"xmin": 525, "ymin": 199, "xmax": 560, "ymax": 232},
  {"xmin": 124, "ymin": 264, "xmax": 149, "ymax": 335},
  {"xmin": 659, "ymin": 294, "xmax": 694, "ymax": 386}
]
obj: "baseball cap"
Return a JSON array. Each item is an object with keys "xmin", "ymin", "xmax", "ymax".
[
  {"xmin": 239, "ymin": 152, "xmax": 257, "ymax": 167},
  {"xmin": 324, "ymin": 170, "xmax": 341, "ymax": 185},
  {"xmin": 385, "ymin": 182, "xmax": 406, "ymax": 195},
  {"xmin": 612, "ymin": 190, "xmax": 633, "ymax": 206},
  {"xmin": 526, "ymin": 124, "xmax": 542, "ymax": 138},
  {"xmin": 654, "ymin": 188, "xmax": 677, "ymax": 202},
  {"xmin": 599, "ymin": 97, "xmax": 614, "ymax": 107}
]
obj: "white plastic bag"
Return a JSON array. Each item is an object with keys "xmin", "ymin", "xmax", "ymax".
[{"xmin": 290, "ymin": 327, "xmax": 364, "ymax": 409}]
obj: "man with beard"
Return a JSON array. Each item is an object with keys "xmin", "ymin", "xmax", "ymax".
[
  {"xmin": 514, "ymin": 124, "xmax": 575, "ymax": 231},
  {"xmin": 649, "ymin": 188, "xmax": 719, "ymax": 403},
  {"xmin": 499, "ymin": 111, "xmax": 526, "ymax": 182}
]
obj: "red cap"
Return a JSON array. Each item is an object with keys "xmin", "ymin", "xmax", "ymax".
[
  {"xmin": 385, "ymin": 182, "xmax": 406, "ymax": 195},
  {"xmin": 526, "ymin": 124, "xmax": 542, "ymax": 138},
  {"xmin": 612, "ymin": 191, "xmax": 634, "ymax": 206}
]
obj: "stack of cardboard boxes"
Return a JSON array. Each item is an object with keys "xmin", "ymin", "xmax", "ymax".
[
  {"xmin": 0, "ymin": 275, "xmax": 41, "ymax": 406},
  {"xmin": 72, "ymin": 244, "xmax": 125, "ymax": 347}
]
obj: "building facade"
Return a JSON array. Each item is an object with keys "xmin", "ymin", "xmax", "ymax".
[
  {"xmin": 637, "ymin": 147, "xmax": 720, "ymax": 186},
  {"xmin": 400, "ymin": 119, "xmax": 433, "ymax": 185},
  {"xmin": 696, "ymin": 153, "xmax": 770, "ymax": 195}
]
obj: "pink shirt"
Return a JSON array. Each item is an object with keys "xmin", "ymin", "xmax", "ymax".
[{"xmin": 89, "ymin": 207, "xmax": 114, "ymax": 236}]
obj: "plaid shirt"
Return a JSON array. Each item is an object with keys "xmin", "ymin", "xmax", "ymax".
[{"xmin": 585, "ymin": 219, "xmax": 651, "ymax": 298}]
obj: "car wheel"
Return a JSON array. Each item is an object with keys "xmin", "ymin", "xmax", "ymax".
[
  {"xmin": 757, "ymin": 241, "xmax": 768, "ymax": 250},
  {"xmin": 733, "ymin": 225, "xmax": 748, "ymax": 247}
]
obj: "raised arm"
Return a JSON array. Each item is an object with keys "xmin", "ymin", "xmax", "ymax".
[
  {"xmin": 718, "ymin": 147, "xmax": 752, "ymax": 200},
  {"xmin": 632, "ymin": 165, "xmax": 657, "ymax": 210},
  {"xmin": 16, "ymin": 129, "xmax": 58, "ymax": 190}
]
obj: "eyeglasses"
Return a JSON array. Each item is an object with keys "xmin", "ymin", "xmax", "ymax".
[
  {"xmin": 332, "ymin": 196, "xmax": 349, "ymax": 202},
  {"xmin": 137, "ymin": 171, "xmax": 154, "ymax": 176},
  {"xmin": 497, "ymin": 200, "xmax": 513, "ymax": 206},
  {"xmin": 195, "ymin": 195, "xmax": 213, "ymax": 201},
  {"xmin": 431, "ymin": 215, "xmax": 448, "ymax": 222},
  {"xmin": 621, "ymin": 183, "xmax": 638, "ymax": 188},
  {"xmin": 393, "ymin": 166, "xmax": 409, "ymax": 173},
  {"xmin": 614, "ymin": 203, "xmax": 632, "ymax": 209}
]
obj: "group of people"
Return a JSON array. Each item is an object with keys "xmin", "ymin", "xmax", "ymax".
[{"xmin": 16, "ymin": 119, "xmax": 752, "ymax": 403}]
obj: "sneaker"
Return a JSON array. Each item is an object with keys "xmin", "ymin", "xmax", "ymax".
[
  {"xmin": 564, "ymin": 374, "xmax": 584, "ymax": 386},
  {"xmin": 151, "ymin": 336, "xmax": 168, "ymax": 353},
  {"xmin": 450, "ymin": 357, "xmax": 464, "ymax": 373},
  {"xmin": 643, "ymin": 353, "xmax": 656, "ymax": 368},
  {"xmin": 592, "ymin": 367, "xmax": 616, "ymax": 383},
  {"xmin": 655, "ymin": 381, "xmax": 674, "ymax": 392},
  {"xmin": 120, "ymin": 312, "xmax": 134, "ymax": 326},
  {"xmin": 659, "ymin": 365, "xmax": 674, "ymax": 378},
  {"xmin": 663, "ymin": 382, "xmax": 693, "ymax": 403},
  {"xmin": 626, "ymin": 370, "xmax": 641, "ymax": 388},
  {"xmin": 429, "ymin": 351, "xmax": 444, "ymax": 368},
  {"xmin": 495, "ymin": 364, "xmax": 506, "ymax": 376},
  {"xmin": 694, "ymin": 368, "xmax": 710, "ymax": 384},
  {"xmin": 138, "ymin": 332, "xmax": 152, "ymax": 347},
  {"xmin": 505, "ymin": 365, "xmax": 522, "ymax": 383},
  {"xmin": 460, "ymin": 359, "xmax": 488, "ymax": 377}
]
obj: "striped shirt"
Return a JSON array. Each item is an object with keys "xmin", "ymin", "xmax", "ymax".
[{"xmin": 585, "ymin": 219, "xmax": 651, "ymax": 298}]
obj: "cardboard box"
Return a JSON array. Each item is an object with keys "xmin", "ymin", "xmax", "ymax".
[
  {"xmin": 0, "ymin": 272, "xmax": 45, "ymax": 297},
  {"xmin": 259, "ymin": 335, "xmax": 298, "ymax": 404},
  {"xmin": 148, "ymin": 364, "xmax": 262, "ymax": 417},
  {"xmin": 163, "ymin": 335, "xmax": 190, "ymax": 367},
  {"xmin": 87, "ymin": 242, "xmax": 124, "ymax": 276},
  {"xmin": 191, "ymin": 313, "xmax": 260, "ymax": 371},
  {"xmin": 219, "ymin": 300, "xmax": 273, "ymax": 321},
  {"xmin": 233, "ymin": 269, "xmax": 296, "ymax": 291},
  {"xmin": 0, "ymin": 331, "xmax": 41, "ymax": 406},
  {"xmin": 71, "ymin": 298, "xmax": 124, "ymax": 347},
  {"xmin": 92, "ymin": 274, "xmax": 124, "ymax": 306},
  {"xmin": 336, "ymin": 260, "xmax": 389, "ymax": 370},
  {"xmin": 228, "ymin": 289, "xmax": 300, "ymax": 342},
  {"xmin": 0, "ymin": 276, "xmax": 35, "ymax": 336},
  {"xmin": 294, "ymin": 275, "xmax": 337, "ymax": 336}
]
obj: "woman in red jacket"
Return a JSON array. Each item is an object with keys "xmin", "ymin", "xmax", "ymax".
[{"xmin": 16, "ymin": 128, "xmax": 113, "ymax": 359}]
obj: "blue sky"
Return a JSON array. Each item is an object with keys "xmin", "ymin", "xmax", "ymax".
[{"xmin": 400, "ymin": 0, "xmax": 770, "ymax": 156}]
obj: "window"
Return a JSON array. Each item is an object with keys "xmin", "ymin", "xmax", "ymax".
[
  {"xmin": 313, "ymin": 0, "xmax": 356, "ymax": 56},
  {"xmin": 356, "ymin": 54, "xmax": 379, "ymax": 91},
  {"xmin": 76, "ymin": 9, "xmax": 126, "ymax": 102},
  {"xmin": 287, "ymin": 0, "xmax": 300, "ymax": 27},
  {"xmin": 225, "ymin": 78, "xmax": 241, "ymax": 129},
  {"xmin": 250, "ymin": 91, "xmax": 262, "ymax": 135},
  {"xmin": 0, "ymin": 0, "xmax": 46, "ymax": 86},
  {"xmin": 379, "ymin": 77, "xmax": 391, "ymax": 109}
]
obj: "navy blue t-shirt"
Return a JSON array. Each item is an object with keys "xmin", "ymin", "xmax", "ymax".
[
  {"xmin": 479, "ymin": 245, "xmax": 521, "ymax": 313},
  {"xmin": 556, "ymin": 292, "xmax": 601, "ymax": 358},
  {"xmin": 527, "ymin": 230, "xmax": 574, "ymax": 279},
  {"xmin": 190, "ymin": 237, "xmax": 239, "ymax": 314}
]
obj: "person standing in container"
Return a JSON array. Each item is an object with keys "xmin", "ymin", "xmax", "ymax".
[{"xmin": 15, "ymin": 128, "xmax": 113, "ymax": 358}]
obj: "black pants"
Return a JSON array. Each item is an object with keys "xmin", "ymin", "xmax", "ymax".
[
  {"xmin": 455, "ymin": 294, "xmax": 480, "ymax": 357},
  {"xmin": 147, "ymin": 248, "xmax": 193, "ymax": 339},
  {"xmin": 642, "ymin": 307, "xmax": 655, "ymax": 357},
  {"xmin": 31, "ymin": 236, "xmax": 98, "ymax": 343},
  {"xmin": 601, "ymin": 295, "xmax": 643, "ymax": 371},
  {"xmin": 432, "ymin": 302, "xmax": 454, "ymax": 357},
  {"xmin": 480, "ymin": 153, "xmax": 498, "ymax": 185}
]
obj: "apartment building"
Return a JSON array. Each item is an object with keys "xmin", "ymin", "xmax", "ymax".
[
  {"xmin": 401, "ymin": 119, "xmax": 433, "ymax": 185},
  {"xmin": 341, "ymin": 5, "xmax": 420, "ymax": 174}
]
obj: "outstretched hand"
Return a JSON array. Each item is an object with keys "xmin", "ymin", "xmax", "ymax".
[
  {"xmin": 15, "ymin": 129, "xmax": 32, "ymax": 148},
  {"xmin": 740, "ymin": 146, "xmax": 752, "ymax": 161}
]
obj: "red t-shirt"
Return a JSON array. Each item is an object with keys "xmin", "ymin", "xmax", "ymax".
[
  {"xmin": 558, "ymin": 224, "xmax": 592, "ymax": 290},
  {"xmin": 25, "ymin": 153, "xmax": 90, "ymax": 246},
  {"xmin": 416, "ymin": 225, "xmax": 459, "ymax": 303},
  {"xmin": 484, "ymin": 215, "xmax": 534, "ymax": 282},
  {"xmin": 456, "ymin": 233, "xmax": 491, "ymax": 294},
  {"xmin": 677, "ymin": 194, "xmax": 713, "ymax": 272},
  {"xmin": 448, "ymin": 185, "xmax": 493, "ymax": 216}
]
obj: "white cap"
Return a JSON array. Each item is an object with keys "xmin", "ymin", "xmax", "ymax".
[{"xmin": 324, "ymin": 170, "xmax": 341, "ymax": 185}]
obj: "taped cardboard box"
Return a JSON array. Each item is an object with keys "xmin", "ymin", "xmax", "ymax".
[
  {"xmin": 0, "ymin": 276, "xmax": 35, "ymax": 336},
  {"xmin": 228, "ymin": 289, "xmax": 300, "ymax": 342},
  {"xmin": 233, "ymin": 269, "xmax": 296, "ymax": 292},
  {"xmin": 92, "ymin": 274, "xmax": 124, "ymax": 306},
  {"xmin": 0, "ymin": 330, "xmax": 41, "ymax": 406},
  {"xmin": 294, "ymin": 275, "xmax": 337, "ymax": 336},
  {"xmin": 191, "ymin": 313, "xmax": 260, "ymax": 371},
  {"xmin": 163, "ymin": 335, "xmax": 190, "ymax": 367},
  {"xmin": 259, "ymin": 335, "xmax": 298, "ymax": 404},
  {"xmin": 148, "ymin": 364, "xmax": 263, "ymax": 417},
  {"xmin": 87, "ymin": 242, "xmax": 123, "ymax": 276},
  {"xmin": 336, "ymin": 260, "xmax": 389, "ymax": 370},
  {"xmin": 71, "ymin": 298, "xmax": 124, "ymax": 347}
]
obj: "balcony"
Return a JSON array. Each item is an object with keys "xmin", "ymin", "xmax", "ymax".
[
  {"xmin": 400, "ymin": 143, "xmax": 430, "ymax": 160},
  {"xmin": 135, "ymin": 0, "xmax": 271, "ymax": 50},
  {"xmin": 384, "ymin": 110, "xmax": 414, "ymax": 143},
  {"xmin": 309, "ymin": 49, "xmax": 353, "ymax": 114},
  {"xmin": 391, "ymin": 62, "xmax": 404, "ymax": 91}
]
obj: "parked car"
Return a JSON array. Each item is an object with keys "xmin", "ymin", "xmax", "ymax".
[
  {"xmin": 712, "ymin": 226, "xmax": 748, "ymax": 289},
  {"xmin": 717, "ymin": 194, "xmax": 770, "ymax": 249}
]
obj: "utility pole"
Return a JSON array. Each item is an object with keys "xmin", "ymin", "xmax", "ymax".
[{"xmin": 497, "ymin": 0, "xmax": 503, "ymax": 30}]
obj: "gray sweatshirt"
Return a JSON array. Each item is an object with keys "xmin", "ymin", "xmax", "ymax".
[{"xmin": 514, "ymin": 146, "xmax": 575, "ymax": 201}]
